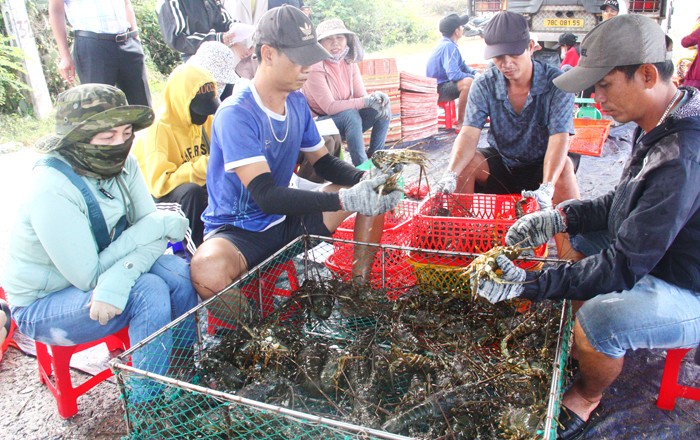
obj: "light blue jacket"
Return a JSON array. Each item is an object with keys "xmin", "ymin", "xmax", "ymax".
[{"xmin": 3, "ymin": 154, "xmax": 174, "ymax": 310}]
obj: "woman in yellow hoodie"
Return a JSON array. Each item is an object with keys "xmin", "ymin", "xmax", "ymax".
[{"xmin": 133, "ymin": 63, "xmax": 219, "ymax": 246}]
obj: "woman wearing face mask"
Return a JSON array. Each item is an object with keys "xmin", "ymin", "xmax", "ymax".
[
  {"xmin": 133, "ymin": 64, "xmax": 220, "ymax": 247},
  {"xmin": 2, "ymin": 84, "xmax": 198, "ymax": 401},
  {"xmin": 302, "ymin": 18, "xmax": 391, "ymax": 166}
]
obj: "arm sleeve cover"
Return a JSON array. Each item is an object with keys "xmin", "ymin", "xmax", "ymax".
[
  {"xmin": 248, "ymin": 172, "xmax": 342, "ymax": 215},
  {"xmin": 312, "ymin": 153, "xmax": 364, "ymax": 186}
]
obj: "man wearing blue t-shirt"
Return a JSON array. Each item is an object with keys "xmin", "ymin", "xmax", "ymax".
[
  {"xmin": 191, "ymin": 6, "xmax": 401, "ymax": 322},
  {"xmin": 426, "ymin": 13, "xmax": 477, "ymax": 128},
  {"xmin": 435, "ymin": 11, "xmax": 580, "ymax": 216}
]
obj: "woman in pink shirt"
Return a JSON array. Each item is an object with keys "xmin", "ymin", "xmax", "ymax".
[{"xmin": 302, "ymin": 19, "xmax": 391, "ymax": 166}]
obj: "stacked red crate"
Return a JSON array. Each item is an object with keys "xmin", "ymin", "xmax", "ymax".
[{"xmin": 399, "ymin": 72, "xmax": 438, "ymax": 142}]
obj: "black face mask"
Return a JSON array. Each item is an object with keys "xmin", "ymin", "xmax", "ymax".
[{"xmin": 190, "ymin": 110, "xmax": 209, "ymax": 125}]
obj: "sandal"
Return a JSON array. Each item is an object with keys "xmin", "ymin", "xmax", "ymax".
[{"xmin": 557, "ymin": 402, "xmax": 604, "ymax": 440}]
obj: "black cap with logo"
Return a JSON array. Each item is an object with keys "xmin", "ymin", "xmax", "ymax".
[{"xmin": 253, "ymin": 5, "xmax": 331, "ymax": 66}]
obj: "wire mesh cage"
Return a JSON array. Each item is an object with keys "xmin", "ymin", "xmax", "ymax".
[{"xmin": 112, "ymin": 235, "xmax": 572, "ymax": 439}]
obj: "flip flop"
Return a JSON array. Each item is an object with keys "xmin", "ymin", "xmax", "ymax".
[{"xmin": 556, "ymin": 402, "xmax": 604, "ymax": 440}]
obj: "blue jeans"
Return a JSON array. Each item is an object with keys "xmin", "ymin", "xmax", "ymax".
[
  {"xmin": 570, "ymin": 231, "xmax": 700, "ymax": 358},
  {"xmin": 11, "ymin": 255, "xmax": 198, "ymax": 400},
  {"xmin": 326, "ymin": 108, "xmax": 390, "ymax": 166}
]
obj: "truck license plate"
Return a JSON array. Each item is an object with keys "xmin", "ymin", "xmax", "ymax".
[{"xmin": 544, "ymin": 18, "xmax": 583, "ymax": 27}]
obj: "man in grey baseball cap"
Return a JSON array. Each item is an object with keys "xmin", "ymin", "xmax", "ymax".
[
  {"xmin": 435, "ymin": 10, "xmax": 580, "ymax": 252},
  {"xmin": 475, "ymin": 14, "xmax": 700, "ymax": 440}
]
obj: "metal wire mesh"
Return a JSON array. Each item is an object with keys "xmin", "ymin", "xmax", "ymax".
[{"xmin": 112, "ymin": 235, "xmax": 572, "ymax": 439}]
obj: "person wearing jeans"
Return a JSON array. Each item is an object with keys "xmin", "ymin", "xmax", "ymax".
[
  {"xmin": 302, "ymin": 18, "xmax": 391, "ymax": 166},
  {"xmin": 322, "ymin": 107, "xmax": 390, "ymax": 166},
  {"xmin": 2, "ymin": 84, "xmax": 198, "ymax": 402}
]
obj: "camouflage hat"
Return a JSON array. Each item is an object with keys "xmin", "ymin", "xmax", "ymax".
[{"xmin": 35, "ymin": 84, "xmax": 154, "ymax": 153}]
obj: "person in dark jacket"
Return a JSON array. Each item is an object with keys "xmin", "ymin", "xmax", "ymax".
[
  {"xmin": 157, "ymin": 0, "xmax": 240, "ymax": 61},
  {"xmin": 474, "ymin": 15, "xmax": 700, "ymax": 440}
]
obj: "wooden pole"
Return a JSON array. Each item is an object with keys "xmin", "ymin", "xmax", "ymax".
[{"xmin": 1, "ymin": 0, "xmax": 52, "ymax": 119}]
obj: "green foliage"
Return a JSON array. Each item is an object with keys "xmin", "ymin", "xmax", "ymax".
[
  {"xmin": 132, "ymin": 0, "xmax": 180, "ymax": 76},
  {"xmin": 0, "ymin": 34, "xmax": 30, "ymax": 112},
  {"xmin": 307, "ymin": 0, "xmax": 431, "ymax": 52}
]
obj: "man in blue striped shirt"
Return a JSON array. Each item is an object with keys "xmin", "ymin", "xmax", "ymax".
[{"xmin": 435, "ymin": 11, "xmax": 580, "ymax": 218}]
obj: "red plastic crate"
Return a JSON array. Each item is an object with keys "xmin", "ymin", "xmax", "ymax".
[
  {"xmin": 410, "ymin": 193, "xmax": 546, "ymax": 267},
  {"xmin": 332, "ymin": 199, "xmax": 418, "ymax": 246},
  {"xmin": 325, "ymin": 245, "xmax": 416, "ymax": 299},
  {"xmin": 570, "ymin": 118, "xmax": 612, "ymax": 157}
]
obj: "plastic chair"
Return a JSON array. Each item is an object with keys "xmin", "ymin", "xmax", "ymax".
[
  {"xmin": 437, "ymin": 100, "xmax": 457, "ymax": 130},
  {"xmin": 656, "ymin": 347, "xmax": 700, "ymax": 411},
  {"xmin": 574, "ymin": 97, "xmax": 602, "ymax": 120},
  {"xmin": 207, "ymin": 259, "xmax": 300, "ymax": 334},
  {"xmin": 35, "ymin": 327, "xmax": 130, "ymax": 418},
  {"xmin": 0, "ymin": 287, "xmax": 18, "ymax": 364}
]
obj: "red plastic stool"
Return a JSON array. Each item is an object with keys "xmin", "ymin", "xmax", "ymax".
[
  {"xmin": 207, "ymin": 259, "xmax": 299, "ymax": 334},
  {"xmin": 35, "ymin": 326, "xmax": 130, "ymax": 418},
  {"xmin": 0, "ymin": 287, "xmax": 18, "ymax": 364},
  {"xmin": 656, "ymin": 347, "xmax": 700, "ymax": 410},
  {"xmin": 437, "ymin": 100, "xmax": 457, "ymax": 130}
]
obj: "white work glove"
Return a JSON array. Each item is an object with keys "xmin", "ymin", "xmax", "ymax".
[
  {"xmin": 521, "ymin": 182, "xmax": 554, "ymax": 210},
  {"xmin": 339, "ymin": 174, "xmax": 402, "ymax": 216},
  {"xmin": 433, "ymin": 170, "xmax": 458, "ymax": 194},
  {"xmin": 474, "ymin": 255, "xmax": 526, "ymax": 304},
  {"xmin": 364, "ymin": 91, "xmax": 391, "ymax": 120},
  {"xmin": 506, "ymin": 208, "xmax": 567, "ymax": 248},
  {"xmin": 89, "ymin": 300, "xmax": 123, "ymax": 326}
]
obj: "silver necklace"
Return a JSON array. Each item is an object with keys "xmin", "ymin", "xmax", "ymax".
[
  {"xmin": 656, "ymin": 89, "xmax": 682, "ymax": 128},
  {"xmin": 267, "ymin": 108, "xmax": 289, "ymax": 143},
  {"xmin": 640, "ymin": 89, "xmax": 681, "ymax": 138}
]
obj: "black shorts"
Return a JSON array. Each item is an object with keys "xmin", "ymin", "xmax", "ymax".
[
  {"xmin": 437, "ymin": 81, "xmax": 460, "ymax": 102},
  {"xmin": 207, "ymin": 213, "xmax": 330, "ymax": 269},
  {"xmin": 475, "ymin": 147, "xmax": 580, "ymax": 194}
]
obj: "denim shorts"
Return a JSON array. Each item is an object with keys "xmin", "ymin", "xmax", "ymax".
[
  {"xmin": 206, "ymin": 213, "xmax": 330, "ymax": 269},
  {"xmin": 577, "ymin": 274, "xmax": 700, "ymax": 358},
  {"xmin": 571, "ymin": 229, "xmax": 700, "ymax": 357}
]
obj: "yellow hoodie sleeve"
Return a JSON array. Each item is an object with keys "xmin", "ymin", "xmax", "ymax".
[{"xmin": 133, "ymin": 124, "xmax": 209, "ymax": 198}]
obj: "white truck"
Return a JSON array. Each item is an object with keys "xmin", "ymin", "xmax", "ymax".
[{"xmin": 469, "ymin": 1, "xmax": 673, "ymax": 64}]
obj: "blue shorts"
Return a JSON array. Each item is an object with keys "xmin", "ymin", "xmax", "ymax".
[
  {"xmin": 571, "ymin": 230, "xmax": 700, "ymax": 358},
  {"xmin": 206, "ymin": 213, "xmax": 330, "ymax": 269}
]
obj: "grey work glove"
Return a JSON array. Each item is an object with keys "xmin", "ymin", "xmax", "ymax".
[
  {"xmin": 474, "ymin": 255, "xmax": 526, "ymax": 304},
  {"xmin": 521, "ymin": 182, "xmax": 555, "ymax": 210},
  {"xmin": 89, "ymin": 300, "xmax": 123, "ymax": 326},
  {"xmin": 433, "ymin": 170, "xmax": 458, "ymax": 194},
  {"xmin": 505, "ymin": 208, "xmax": 567, "ymax": 248},
  {"xmin": 364, "ymin": 91, "xmax": 391, "ymax": 120},
  {"xmin": 339, "ymin": 174, "xmax": 402, "ymax": 216}
]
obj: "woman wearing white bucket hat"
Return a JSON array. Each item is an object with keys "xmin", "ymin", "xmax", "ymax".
[{"xmin": 302, "ymin": 18, "xmax": 391, "ymax": 166}]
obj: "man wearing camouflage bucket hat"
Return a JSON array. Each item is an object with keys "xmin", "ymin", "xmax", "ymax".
[
  {"xmin": 474, "ymin": 15, "xmax": 700, "ymax": 439},
  {"xmin": 3, "ymin": 84, "xmax": 199, "ymax": 402}
]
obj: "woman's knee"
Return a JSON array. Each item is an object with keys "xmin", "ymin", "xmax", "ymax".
[{"xmin": 131, "ymin": 273, "xmax": 171, "ymax": 310}]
